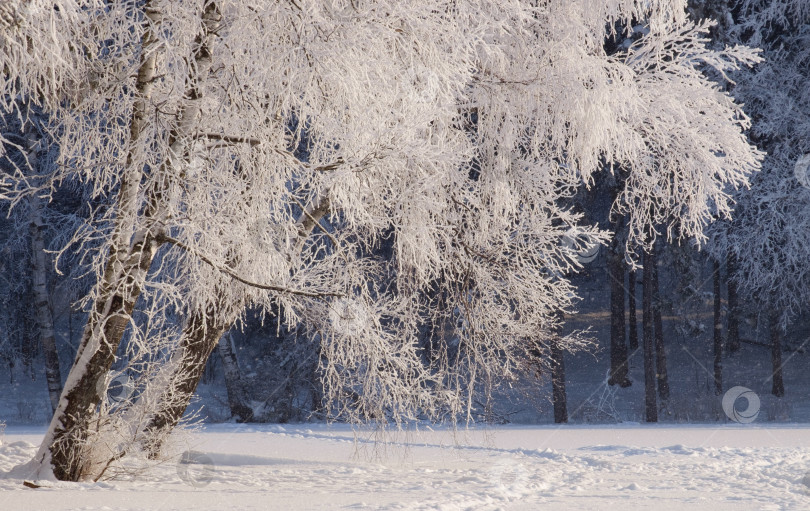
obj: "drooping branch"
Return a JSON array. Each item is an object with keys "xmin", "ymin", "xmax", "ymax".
[
  {"xmin": 195, "ymin": 133, "xmax": 345, "ymax": 172},
  {"xmin": 141, "ymin": 191, "xmax": 337, "ymax": 457},
  {"xmin": 197, "ymin": 133, "xmax": 261, "ymax": 146},
  {"xmin": 155, "ymin": 233, "xmax": 343, "ymax": 299}
]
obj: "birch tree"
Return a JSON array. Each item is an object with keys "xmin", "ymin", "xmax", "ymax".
[
  {"xmin": 0, "ymin": 106, "xmax": 69, "ymax": 415},
  {"xmin": 1, "ymin": 0, "xmax": 762, "ymax": 482}
]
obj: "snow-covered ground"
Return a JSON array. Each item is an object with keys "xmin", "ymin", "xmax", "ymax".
[
  {"xmin": 2, "ymin": 261, "xmax": 808, "ymax": 510},
  {"xmin": 2, "ymin": 423, "xmax": 809, "ymax": 510}
]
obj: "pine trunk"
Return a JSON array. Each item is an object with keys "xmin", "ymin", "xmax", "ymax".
[
  {"xmin": 770, "ymin": 312, "xmax": 785, "ymax": 397},
  {"xmin": 642, "ymin": 250, "xmax": 657, "ymax": 422},
  {"xmin": 713, "ymin": 260, "xmax": 723, "ymax": 395},
  {"xmin": 217, "ymin": 331, "xmax": 253, "ymax": 423},
  {"xmin": 628, "ymin": 268, "xmax": 639, "ymax": 351},
  {"xmin": 551, "ymin": 335, "xmax": 567, "ymax": 424},
  {"xmin": 726, "ymin": 252, "xmax": 740, "ymax": 353},
  {"xmin": 608, "ymin": 229, "xmax": 630, "ymax": 387},
  {"xmin": 651, "ymin": 246, "xmax": 669, "ymax": 404}
]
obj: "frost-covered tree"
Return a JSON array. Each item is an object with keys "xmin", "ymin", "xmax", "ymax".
[
  {"xmin": 0, "ymin": 104, "xmax": 90, "ymax": 415},
  {"xmin": 725, "ymin": 2, "xmax": 810, "ymax": 318},
  {"xmin": 695, "ymin": 0, "xmax": 809, "ymax": 395},
  {"xmin": 5, "ymin": 115, "xmax": 64, "ymax": 414},
  {"xmin": 1, "ymin": 0, "xmax": 761, "ymax": 481},
  {"xmin": 706, "ymin": 0, "xmax": 810, "ymax": 397}
]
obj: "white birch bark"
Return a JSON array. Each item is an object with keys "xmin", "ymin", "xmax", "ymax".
[
  {"xmin": 24, "ymin": 129, "xmax": 64, "ymax": 416},
  {"xmin": 31, "ymin": 1, "xmax": 221, "ymax": 481}
]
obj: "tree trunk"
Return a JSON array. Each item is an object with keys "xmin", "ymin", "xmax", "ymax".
[
  {"xmin": 651, "ymin": 246, "xmax": 669, "ymax": 404},
  {"xmin": 628, "ymin": 268, "xmax": 639, "ymax": 352},
  {"xmin": 141, "ymin": 194, "xmax": 331, "ymax": 457},
  {"xmin": 30, "ymin": 199, "xmax": 63, "ymax": 416},
  {"xmin": 713, "ymin": 259, "xmax": 723, "ymax": 395},
  {"xmin": 551, "ymin": 335, "xmax": 567, "ymax": 424},
  {"xmin": 34, "ymin": 1, "xmax": 221, "ymax": 481},
  {"xmin": 642, "ymin": 250, "xmax": 657, "ymax": 422},
  {"xmin": 726, "ymin": 251, "xmax": 740, "ymax": 353},
  {"xmin": 769, "ymin": 311, "xmax": 785, "ymax": 397},
  {"xmin": 608, "ymin": 226, "xmax": 630, "ymax": 387},
  {"xmin": 39, "ymin": 230, "xmax": 160, "ymax": 480},
  {"xmin": 142, "ymin": 303, "xmax": 236, "ymax": 459},
  {"xmin": 217, "ymin": 331, "xmax": 254, "ymax": 422},
  {"xmin": 24, "ymin": 128, "xmax": 63, "ymax": 416}
]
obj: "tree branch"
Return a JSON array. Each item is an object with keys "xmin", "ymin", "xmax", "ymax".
[
  {"xmin": 197, "ymin": 133, "xmax": 261, "ymax": 146},
  {"xmin": 156, "ymin": 234, "xmax": 343, "ymax": 299},
  {"xmin": 195, "ymin": 133, "xmax": 345, "ymax": 172},
  {"xmin": 294, "ymin": 196, "xmax": 336, "ymax": 246}
]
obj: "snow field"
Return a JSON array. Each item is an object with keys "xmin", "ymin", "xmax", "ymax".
[{"xmin": 2, "ymin": 424, "xmax": 810, "ymax": 510}]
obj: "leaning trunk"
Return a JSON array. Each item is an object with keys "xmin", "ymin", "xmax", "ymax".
[
  {"xmin": 141, "ymin": 194, "xmax": 331, "ymax": 457},
  {"xmin": 33, "ymin": 2, "xmax": 220, "ymax": 481},
  {"xmin": 142, "ymin": 302, "xmax": 236, "ymax": 459},
  {"xmin": 642, "ymin": 250, "xmax": 657, "ymax": 422},
  {"xmin": 37, "ymin": 216, "xmax": 159, "ymax": 481}
]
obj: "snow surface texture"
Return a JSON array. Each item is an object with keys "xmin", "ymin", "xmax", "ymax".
[{"xmin": 2, "ymin": 424, "xmax": 809, "ymax": 510}]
